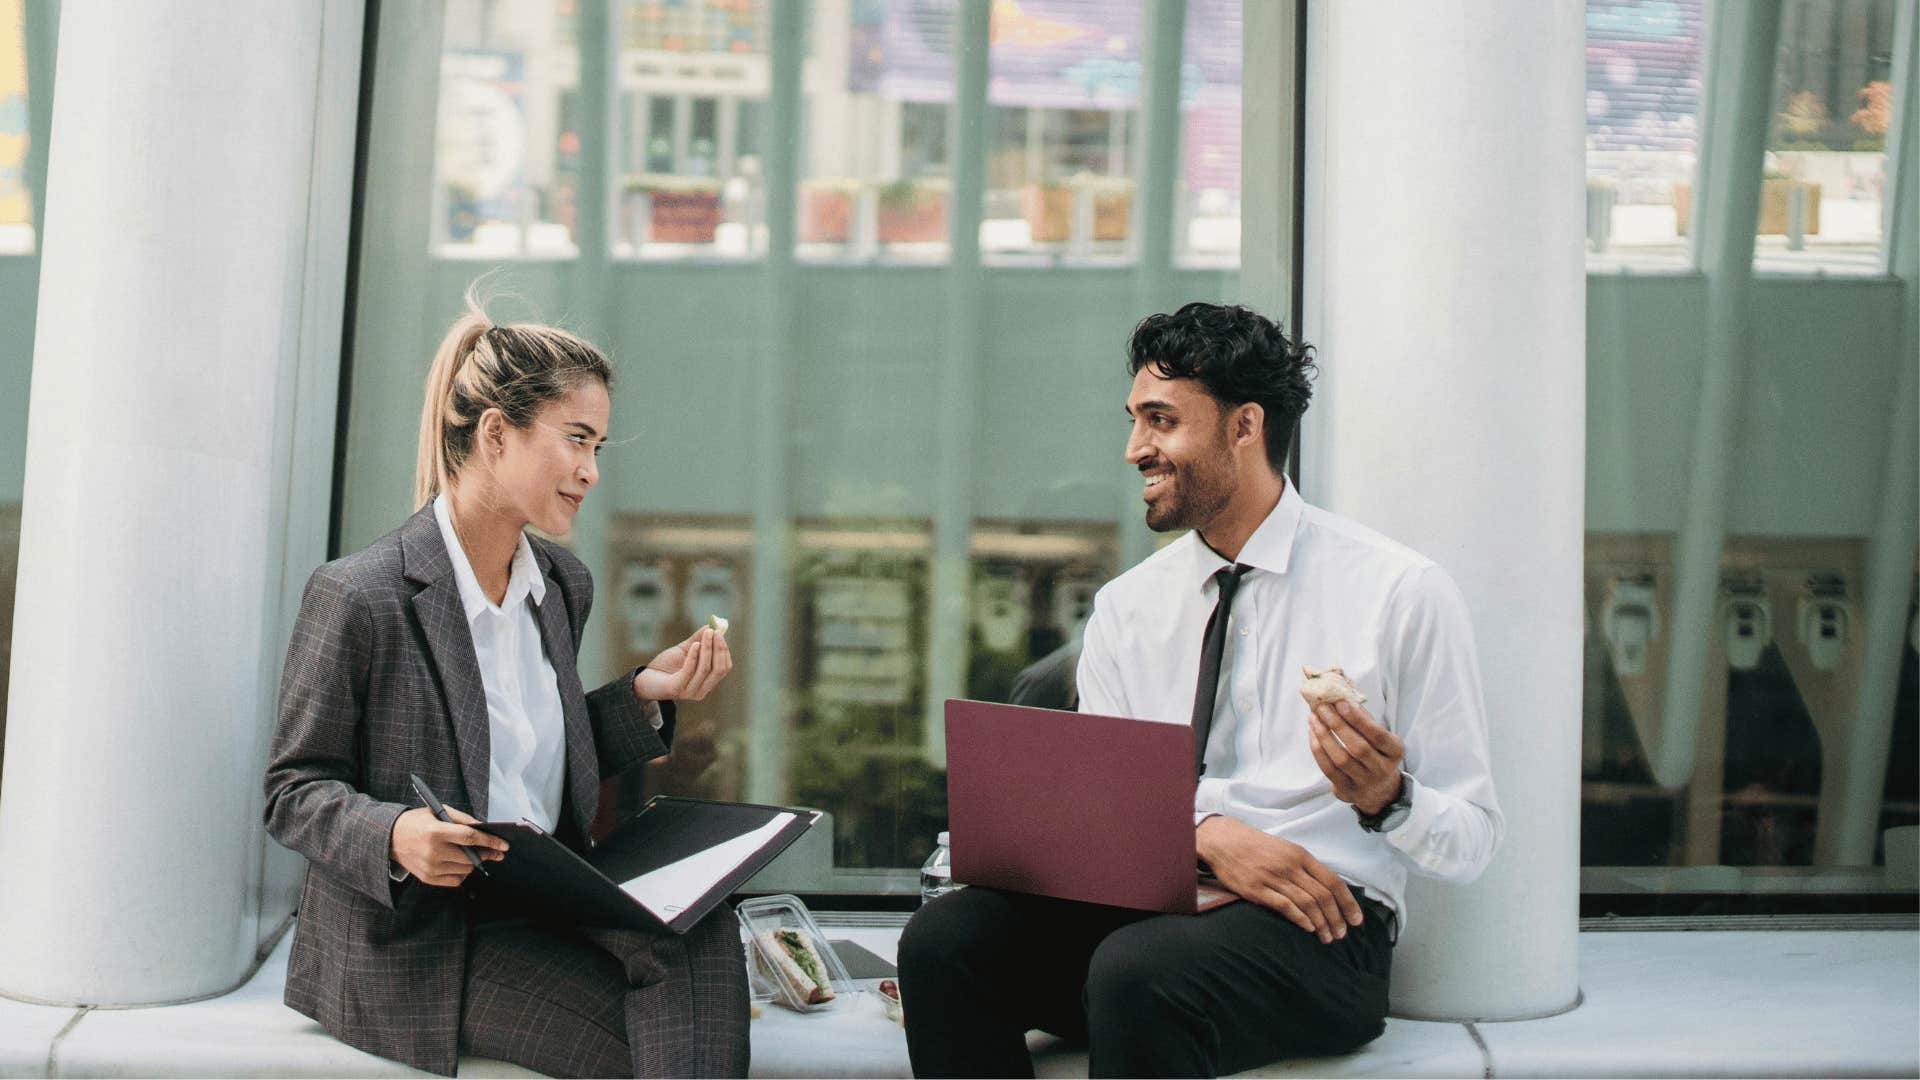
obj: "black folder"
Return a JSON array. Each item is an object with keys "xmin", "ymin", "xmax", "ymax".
[{"xmin": 472, "ymin": 796, "xmax": 817, "ymax": 935}]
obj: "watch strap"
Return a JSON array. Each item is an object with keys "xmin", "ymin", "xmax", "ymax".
[{"xmin": 1355, "ymin": 773, "xmax": 1411, "ymax": 832}]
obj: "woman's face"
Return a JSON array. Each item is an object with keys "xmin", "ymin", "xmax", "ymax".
[{"xmin": 488, "ymin": 378, "xmax": 610, "ymax": 536}]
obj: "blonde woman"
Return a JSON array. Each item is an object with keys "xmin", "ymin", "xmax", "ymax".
[{"xmin": 264, "ymin": 297, "xmax": 744, "ymax": 1078}]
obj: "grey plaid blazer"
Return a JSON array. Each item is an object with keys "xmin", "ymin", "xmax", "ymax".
[{"xmin": 263, "ymin": 505, "xmax": 674, "ymax": 1076}]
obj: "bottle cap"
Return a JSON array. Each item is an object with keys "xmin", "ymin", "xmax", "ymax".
[{"xmin": 937, "ymin": 830, "xmax": 950, "ymax": 846}]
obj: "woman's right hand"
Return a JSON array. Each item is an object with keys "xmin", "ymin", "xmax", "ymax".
[{"xmin": 390, "ymin": 805, "xmax": 509, "ymax": 886}]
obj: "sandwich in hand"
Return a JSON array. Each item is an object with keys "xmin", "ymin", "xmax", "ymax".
[
  {"xmin": 1299, "ymin": 665, "xmax": 1367, "ymax": 709},
  {"xmin": 757, "ymin": 928, "xmax": 836, "ymax": 1006}
]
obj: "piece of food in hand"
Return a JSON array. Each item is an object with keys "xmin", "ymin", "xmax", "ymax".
[
  {"xmin": 877, "ymin": 978, "xmax": 903, "ymax": 1024},
  {"xmin": 708, "ymin": 614, "xmax": 730, "ymax": 635},
  {"xmin": 1299, "ymin": 665, "xmax": 1367, "ymax": 708},
  {"xmin": 758, "ymin": 928, "xmax": 835, "ymax": 1005}
]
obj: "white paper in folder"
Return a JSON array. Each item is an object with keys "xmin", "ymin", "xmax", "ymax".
[{"xmin": 619, "ymin": 812, "xmax": 797, "ymax": 919}]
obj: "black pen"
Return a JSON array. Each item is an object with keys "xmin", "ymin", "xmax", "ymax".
[{"xmin": 409, "ymin": 773, "xmax": 488, "ymax": 877}]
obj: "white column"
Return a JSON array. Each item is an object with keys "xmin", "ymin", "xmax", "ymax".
[
  {"xmin": 1300, "ymin": 2, "xmax": 1584, "ymax": 1019},
  {"xmin": 0, "ymin": 0, "xmax": 359, "ymax": 1005}
]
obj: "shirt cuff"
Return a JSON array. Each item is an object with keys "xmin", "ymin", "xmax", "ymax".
[
  {"xmin": 1384, "ymin": 773, "xmax": 1441, "ymax": 855},
  {"xmin": 388, "ymin": 862, "xmax": 409, "ymax": 883},
  {"xmin": 642, "ymin": 697, "xmax": 665, "ymax": 731}
]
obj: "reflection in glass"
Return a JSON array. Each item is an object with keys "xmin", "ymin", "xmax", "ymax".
[
  {"xmin": 0, "ymin": 0, "xmax": 49, "ymax": 795},
  {"xmin": 1178, "ymin": 0, "xmax": 1241, "ymax": 266},
  {"xmin": 0, "ymin": 0, "xmax": 33, "ymax": 255},
  {"xmin": 615, "ymin": 0, "xmax": 770, "ymax": 257},
  {"xmin": 434, "ymin": 0, "xmax": 583, "ymax": 259},
  {"xmin": 985, "ymin": 0, "xmax": 1142, "ymax": 260},
  {"xmin": 1753, "ymin": 0, "xmax": 1898, "ymax": 274},
  {"xmin": 352, "ymin": 0, "xmax": 1242, "ymax": 887},
  {"xmin": 1581, "ymin": 0, "xmax": 1916, "ymax": 902},
  {"xmin": 1584, "ymin": 0, "xmax": 1708, "ymax": 271}
]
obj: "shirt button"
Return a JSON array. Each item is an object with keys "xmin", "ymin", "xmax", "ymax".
[
  {"xmin": 1239, "ymin": 698, "xmax": 1253, "ymax": 711},
  {"xmin": 1238, "ymin": 626, "xmax": 1249, "ymax": 636}
]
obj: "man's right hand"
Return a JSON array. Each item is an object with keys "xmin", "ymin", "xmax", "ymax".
[
  {"xmin": 1196, "ymin": 814, "xmax": 1363, "ymax": 944},
  {"xmin": 390, "ymin": 805, "xmax": 508, "ymax": 887}
]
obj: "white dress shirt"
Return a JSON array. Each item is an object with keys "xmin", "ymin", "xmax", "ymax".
[
  {"xmin": 1075, "ymin": 481, "xmax": 1503, "ymax": 931},
  {"xmin": 433, "ymin": 494, "xmax": 569, "ymax": 832}
]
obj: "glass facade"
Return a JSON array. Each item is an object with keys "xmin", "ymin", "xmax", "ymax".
[
  {"xmin": 1581, "ymin": 0, "xmax": 1916, "ymax": 903},
  {"xmin": 341, "ymin": 0, "xmax": 1243, "ymax": 889},
  {"xmin": 0, "ymin": 0, "xmax": 51, "ymax": 801},
  {"xmin": 1585, "ymin": 0, "xmax": 1710, "ymax": 271},
  {"xmin": 0, "ymin": 0, "xmax": 1910, "ymax": 911},
  {"xmin": 0, "ymin": 0, "xmax": 30, "ymax": 255},
  {"xmin": 1754, "ymin": 0, "xmax": 1899, "ymax": 274}
]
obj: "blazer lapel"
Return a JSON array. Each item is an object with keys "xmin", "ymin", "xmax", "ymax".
[
  {"xmin": 401, "ymin": 507, "xmax": 492, "ymax": 820},
  {"xmin": 532, "ymin": 547, "xmax": 600, "ymax": 840}
]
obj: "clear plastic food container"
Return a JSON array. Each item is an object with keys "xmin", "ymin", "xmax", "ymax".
[{"xmin": 736, "ymin": 894, "xmax": 858, "ymax": 1013}]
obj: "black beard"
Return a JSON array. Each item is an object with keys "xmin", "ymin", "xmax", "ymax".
[{"xmin": 1144, "ymin": 464, "xmax": 1234, "ymax": 533}]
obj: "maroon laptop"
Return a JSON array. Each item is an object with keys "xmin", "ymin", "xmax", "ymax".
[{"xmin": 944, "ymin": 699, "xmax": 1238, "ymax": 914}]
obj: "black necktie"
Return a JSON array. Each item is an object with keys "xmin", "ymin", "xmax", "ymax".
[{"xmin": 1191, "ymin": 564, "xmax": 1252, "ymax": 781}]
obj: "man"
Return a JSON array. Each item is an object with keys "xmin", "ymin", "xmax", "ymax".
[{"xmin": 898, "ymin": 302, "xmax": 1502, "ymax": 1078}]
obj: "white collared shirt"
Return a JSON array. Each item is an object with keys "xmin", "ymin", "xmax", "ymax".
[
  {"xmin": 433, "ymin": 494, "xmax": 567, "ymax": 832},
  {"xmin": 1075, "ymin": 481, "xmax": 1503, "ymax": 931}
]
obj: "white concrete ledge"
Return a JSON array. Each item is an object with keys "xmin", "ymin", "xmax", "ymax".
[
  {"xmin": 0, "ymin": 925, "xmax": 1913, "ymax": 1078},
  {"xmin": 1474, "ymin": 931, "xmax": 1920, "ymax": 1078}
]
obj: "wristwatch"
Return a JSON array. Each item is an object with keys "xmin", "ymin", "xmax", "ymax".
[{"xmin": 1356, "ymin": 773, "xmax": 1413, "ymax": 833}]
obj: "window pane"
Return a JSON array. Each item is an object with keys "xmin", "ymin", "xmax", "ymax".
[
  {"xmin": 984, "ymin": 0, "xmax": 1141, "ymax": 262},
  {"xmin": 1178, "ymin": 0, "xmax": 1240, "ymax": 267},
  {"xmin": 1753, "ymin": 0, "xmax": 1897, "ymax": 274},
  {"xmin": 1585, "ymin": 0, "xmax": 1709, "ymax": 271},
  {"xmin": 344, "ymin": 0, "xmax": 1245, "ymax": 891},
  {"xmin": 1582, "ymin": 0, "xmax": 1916, "ymax": 900},
  {"xmin": 615, "ymin": 0, "xmax": 769, "ymax": 259},
  {"xmin": 796, "ymin": 0, "xmax": 956, "ymax": 262},
  {"xmin": 0, "ymin": 0, "xmax": 50, "ymax": 802},
  {"xmin": 0, "ymin": 0, "xmax": 32, "ymax": 255},
  {"xmin": 434, "ymin": 0, "xmax": 582, "ymax": 259}
]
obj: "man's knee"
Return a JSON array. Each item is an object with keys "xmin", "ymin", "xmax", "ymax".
[
  {"xmin": 898, "ymin": 888, "xmax": 991, "ymax": 980},
  {"xmin": 1083, "ymin": 925, "xmax": 1196, "ymax": 1030}
]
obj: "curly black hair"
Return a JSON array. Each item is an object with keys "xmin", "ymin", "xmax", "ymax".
[{"xmin": 1126, "ymin": 302, "xmax": 1316, "ymax": 473}]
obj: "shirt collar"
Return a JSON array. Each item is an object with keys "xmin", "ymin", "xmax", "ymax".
[
  {"xmin": 433, "ymin": 493, "xmax": 547, "ymax": 621},
  {"xmin": 1189, "ymin": 479, "xmax": 1305, "ymax": 584}
]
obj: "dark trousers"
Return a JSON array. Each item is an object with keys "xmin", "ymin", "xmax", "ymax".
[
  {"xmin": 897, "ymin": 888, "xmax": 1393, "ymax": 1079},
  {"xmin": 457, "ymin": 905, "xmax": 750, "ymax": 1079}
]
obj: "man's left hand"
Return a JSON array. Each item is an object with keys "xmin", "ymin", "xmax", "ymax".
[{"xmin": 1306, "ymin": 700, "xmax": 1405, "ymax": 815}]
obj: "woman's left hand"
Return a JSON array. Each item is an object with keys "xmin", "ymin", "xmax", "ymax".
[{"xmin": 634, "ymin": 625, "xmax": 733, "ymax": 702}]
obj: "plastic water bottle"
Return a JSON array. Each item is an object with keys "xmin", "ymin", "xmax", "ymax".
[{"xmin": 920, "ymin": 831, "xmax": 962, "ymax": 905}]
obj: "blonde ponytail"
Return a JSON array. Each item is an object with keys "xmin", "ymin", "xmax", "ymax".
[
  {"xmin": 413, "ymin": 284, "xmax": 615, "ymax": 510},
  {"xmin": 414, "ymin": 294, "xmax": 492, "ymax": 510}
]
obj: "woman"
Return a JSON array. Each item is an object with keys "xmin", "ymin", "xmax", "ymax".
[{"xmin": 264, "ymin": 296, "xmax": 746, "ymax": 1078}]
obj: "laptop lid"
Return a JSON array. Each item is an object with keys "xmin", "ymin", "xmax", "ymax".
[{"xmin": 944, "ymin": 699, "xmax": 1200, "ymax": 914}]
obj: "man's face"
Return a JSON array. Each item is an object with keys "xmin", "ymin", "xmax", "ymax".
[{"xmin": 1124, "ymin": 367, "xmax": 1237, "ymax": 533}]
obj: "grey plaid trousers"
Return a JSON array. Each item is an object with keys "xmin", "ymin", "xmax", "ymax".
[{"xmin": 462, "ymin": 905, "xmax": 750, "ymax": 1078}]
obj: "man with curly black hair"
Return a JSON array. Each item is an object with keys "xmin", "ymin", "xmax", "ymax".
[{"xmin": 899, "ymin": 303, "xmax": 1503, "ymax": 1078}]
